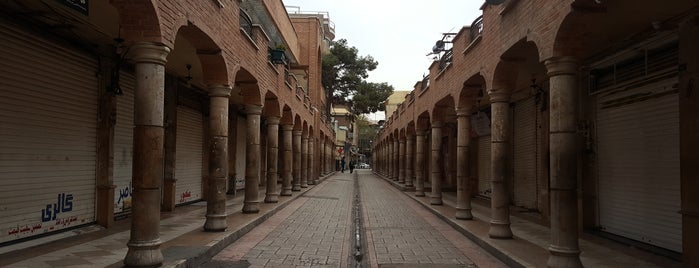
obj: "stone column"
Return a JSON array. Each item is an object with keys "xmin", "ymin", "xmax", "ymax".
[
  {"xmin": 281, "ymin": 124, "xmax": 293, "ymax": 196},
  {"xmin": 393, "ymin": 139, "xmax": 399, "ymax": 181},
  {"xmin": 124, "ymin": 42, "xmax": 169, "ymax": 267},
  {"xmin": 398, "ymin": 137, "xmax": 406, "ymax": 183},
  {"xmin": 204, "ymin": 85, "xmax": 231, "ymax": 231},
  {"xmin": 243, "ymin": 104, "xmax": 262, "ymax": 213},
  {"xmin": 264, "ymin": 116, "xmax": 280, "ymax": 203},
  {"xmin": 301, "ymin": 133, "xmax": 309, "ymax": 187},
  {"xmin": 312, "ymin": 138, "xmax": 319, "ymax": 184},
  {"xmin": 680, "ymin": 20, "xmax": 699, "ymax": 267},
  {"xmin": 308, "ymin": 137, "xmax": 315, "ymax": 185},
  {"xmin": 292, "ymin": 130, "xmax": 302, "ymax": 191},
  {"xmin": 488, "ymin": 90, "xmax": 513, "ymax": 238},
  {"xmin": 406, "ymin": 134, "xmax": 414, "ymax": 188},
  {"xmin": 430, "ymin": 122, "xmax": 443, "ymax": 205},
  {"xmin": 387, "ymin": 141, "xmax": 392, "ymax": 178},
  {"xmin": 545, "ymin": 57, "xmax": 582, "ymax": 267},
  {"xmin": 415, "ymin": 130, "xmax": 426, "ymax": 196},
  {"xmin": 455, "ymin": 107, "xmax": 473, "ymax": 220}
]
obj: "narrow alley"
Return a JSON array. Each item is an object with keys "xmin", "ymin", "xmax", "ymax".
[{"xmin": 206, "ymin": 170, "xmax": 504, "ymax": 267}]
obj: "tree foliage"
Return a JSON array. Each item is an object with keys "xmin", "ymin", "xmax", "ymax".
[
  {"xmin": 352, "ymin": 81, "xmax": 394, "ymax": 114},
  {"xmin": 322, "ymin": 39, "xmax": 393, "ymax": 115}
]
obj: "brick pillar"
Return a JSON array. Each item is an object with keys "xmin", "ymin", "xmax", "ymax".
[
  {"xmin": 455, "ymin": 107, "xmax": 473, "ymax": 220},
  {"xmin": 124, "ymin": 42, "xmax": 169, "ymax": 267},
  {"xmin": 264, "ymin": 116, "xmax": 280, "ymax": 203},
  {"xmin": 415, "ymin": 130, "xmax": 426, "ymax": 196},
  {"xmin": 430, "ymin": 122, "xmax": 443, "ymax": 205},
  {"xmin": 405, "ymin": 134, "xmax": 414, "ymax": 188},
  {"xmin": 204, "ymin": 85, "xmax": 231, "ymax": 231},
  {"xmin": 398, "ymin": 137, "xmax": 406, "ymax": 183},
  {"xmin": 292, "ymin": 130, "xmax": 302, "ymax": 191},
  {"xmin": 281, "ymin": 124, "xmax": 293, "ymax": 196},
  {"xmin": 301, "ymin": 133, "xmax": 309, "ymax": 187},
  {"xmin": 488, "ymin": 90, "xmax": 513, "ymax": 239},
  {"xmin": 545, "ymin": 57, "xmax": 582, "ymax": 267},
  {"xmin": 243, "ymin": 104, "xmax": 262, "ymax": 213}
]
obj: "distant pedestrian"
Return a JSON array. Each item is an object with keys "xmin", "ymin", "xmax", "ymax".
[
  {"xmin": 341, "ymin": 157, "xmax": 346, "ymax": 173},
  {"xmin": 349, "ymin": 160, "xmax": 355, "ymax": 173}
]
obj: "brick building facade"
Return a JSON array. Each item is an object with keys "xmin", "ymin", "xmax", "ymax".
[
  {"xmin": 0, "ymin": 0, "xmax": 334, "ymax": 266},
  {"xmin": 374, "ymin": 1, "xmax": 699, "ymax": 267}
]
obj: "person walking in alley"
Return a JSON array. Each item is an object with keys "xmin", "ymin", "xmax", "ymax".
[
  {"xmin": 341, "ymin": 156, "xmax": 346, "ymax": 173},
  {"xmin": 349, "ymin": 159, "xmax": 355, "ymax": 173}
]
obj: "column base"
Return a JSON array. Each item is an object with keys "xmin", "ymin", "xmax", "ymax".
[
  {"xmin": 204, "ymin": 214, "xmax": 227, "ymax": 231},
  {"xmin": 430, "ymin": 196, "xmax": 443, "ymax": 205},
  {"xmin": 264, "ymin": 194, "xmax": 279, "ymax": 203},
  {"xmin": 242, "ymin": 202, "xmax": 259, "ymax": 214},
  {"xmin": 124, "ymin": 239, "xmax": 163, "ymax": 267},
  {"xmin": 455, "ymin": 209, "xmax": 473, "ymax": 220},
  {"xmin": 308, "ymin": 180, "xmax": 316, "ymax": 185},
  {"xmin": 488, "ymin": 221, "xmax": 513, "ymax": 239},
  {"xmin": 313, "ymin": 179, "xmax": 319, "ymax": 184},
  {"xmin": 415, "ymin": 190, "xmax": 425, "ymax": 197},
  {"xmin": 280, "ymin": 188, "xmax": 292, "ymax": 196},
  {"xmin": 547, "ymin": 245, "xmax": 583, "ymax": 268},
  {"xmin": 292, "ymin": 185, "xmax": 301, "ymax": 191},
  {"xmin": 301, "ymin": 183, "xmax": 308, "ymax": 188}
]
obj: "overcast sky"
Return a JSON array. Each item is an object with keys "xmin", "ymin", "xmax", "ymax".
[{"xmin": 282, "ymin": 0, "xmax": 484, "ymax": 120}]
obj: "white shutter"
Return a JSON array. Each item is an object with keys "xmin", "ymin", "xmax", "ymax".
[
  {"xmin": 113, "ymin": 71, "xmax": 135, "ymax": 215},
  {"xmin": 175, "ymin": 106, "xmax": 204, "ymax": 204},
  {"xmin": 513, "ymin": 97, "xmax": 537, "ymax": 209},
  {"xmin": 0, "ymin": 23, "xmax": 97, "ymax": 244},
  {"xmin": 596, "ymin": 78, "xmax": 681, "ymax": 252},
  {"xmin": 477, "ymin": 135, "xmax": 492, "ymax": 197}
]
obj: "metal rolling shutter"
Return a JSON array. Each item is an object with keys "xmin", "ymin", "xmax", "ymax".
[
  {"xmin": 113, "ymin": 71, "xmax": 135, "ymax": 215},
  {"xmin": 513, "ymin": 97, "xmax": 537, "ymax": 209},
  {"xmin": 0, "ymin": 23, "xmax": 97, "ymax": 244},
  {"xmin": 596, "ymin": 78, "xmax": 681, "ymax": 252},
  {"xmin": 175, "ymin": 106, "xmax": 204, "ymax": 204},
  {"xmin": 477, "ymin": 135, "xmax": 492, "ymax": 197}
]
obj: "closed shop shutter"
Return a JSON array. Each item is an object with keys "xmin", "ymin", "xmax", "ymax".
[
  {"xmin": 513, "ymin": 97, "xmax": 537, "ymax": 209},
  {"xmin": 113, "ymin": 71, "xmax": 135, "ymax": 215},
  {"xmin": 596, "ymin": 78, "xmax": 681, "ymax": 252},
  {"xmin": 233, "ymin": 115, "xmax": 247, "ymax": 190},
  {"xmin": 477, "ymin": 135, "xmax": 492, "ymax": 197},
  {"xmin": 175, "ymin": 106, "xmax": 204, "ymax": 204},
  {"xmin": 0, "ymin": 23, "xmax": 97, "ymax": 244}
]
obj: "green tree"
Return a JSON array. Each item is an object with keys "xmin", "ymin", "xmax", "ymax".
[{"xmin": 322, "ymin": 39, "xmax": 392, "ymax": 116}]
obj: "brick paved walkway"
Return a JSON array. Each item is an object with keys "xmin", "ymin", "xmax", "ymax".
[
  {"xmin": 210, "ymin": 173, "xmax": 354, "ymax": 267},
  {"xmin": 210, "ymin": 170, "xmax": 504, "ymax": 268},
  {"xmin": 360, "ymin": 170, "xmax": 505, "ymax": 268}
]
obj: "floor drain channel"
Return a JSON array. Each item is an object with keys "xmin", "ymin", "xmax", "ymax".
[{"xmin": 351, "ymin": 172, "xmax": 366, "ymax": 268}]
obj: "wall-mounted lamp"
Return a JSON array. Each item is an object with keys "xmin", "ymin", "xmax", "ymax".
[
  {"xmin": 108, "ymin": 36, "xmax": 126, "ymax": 95},
  {"xmin": 185, "ymin": 64, "xmax": 193, "ymax": 87},
  {"xmin": 531, "ymin": 78, "xmax": 547, "ymax": 111}
]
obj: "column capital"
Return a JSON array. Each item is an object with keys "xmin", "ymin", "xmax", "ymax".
[
  {"xmin": 292, "ymin": 130, "xmax": 302, "ymax": 136},
  {"xmin": 266, "ymin": 116, "xmax": 281, "ymax": 125},
  {"xmin": 130, "ymin": 42, "xmax": 170, "ymax": 65},
  {"xmin": 281, "ymin": 124, "xmax": 294, "ymax": 131},
  {"xmin": 487, "ymin": 89, "xmax": 511, "ymax": 103},
  {"xmin": 455, "ymin": 107, "xmax": 472, "ymax": 117},
  {"xmin": 415, "ymin": 129, "xmax": 426, "ymax": 136},
  {"xmin": 545, "ymin": 56, "xmax": 578, "ymax": 77},
  {"xmin": 399, "ymin": 135, "xmax": 406, "ymax": 142},
  {"xmin": 208, "ymin": 85, "xmax": 232, "ymax": 97},
  {"xmin": 431, "ymin": 121, "xmax": 443, "ymax": 128},
  {"xmin": 244, "ymin": 104, "xmax": 263, "ymax": 115}
]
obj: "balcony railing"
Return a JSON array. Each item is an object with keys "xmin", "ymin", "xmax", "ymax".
[
  {"xmin": 439, "ymin": 49, "xmax": 453, "ymax": 70},
  {"xmin": 469, "ymin": 15, "xmax": 483, "ymax": 41},
  {"xmin": 240, "ymin": 9, "xmax": 253, "ymax": 37}
]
